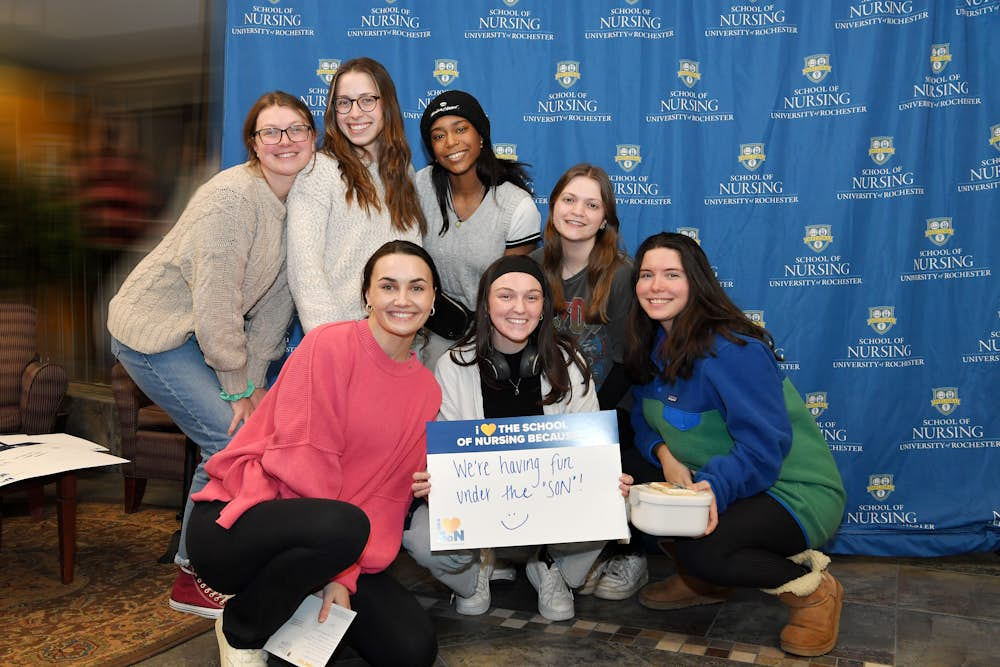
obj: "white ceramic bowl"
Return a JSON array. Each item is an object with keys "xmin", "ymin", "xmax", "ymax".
[{"xmin": 628, "ymin": 483, "xmax": 712, "ymax": 537}]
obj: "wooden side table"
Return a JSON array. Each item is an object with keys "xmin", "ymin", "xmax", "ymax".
[{"xmin": 0, "ymin": 471, "xmax": 78, "ymax": 583}]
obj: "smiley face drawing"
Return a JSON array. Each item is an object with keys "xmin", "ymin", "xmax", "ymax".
[{"xmin": 500, "ymin": 511, "xmax": 529, "ymax": 531}]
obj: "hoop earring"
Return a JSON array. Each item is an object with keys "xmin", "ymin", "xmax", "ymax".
[{"xmin": 430, "ymin": 306, "xmax": 436, "ymax": 316}]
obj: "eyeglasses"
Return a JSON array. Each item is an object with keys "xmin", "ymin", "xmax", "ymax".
[
  {"xmin": 253, "ymin": 124, "xmax": 312, "ymax": 144},
  {"xmin": 333, "ymin": 95, "xmax": 380, "ymax": 115}
]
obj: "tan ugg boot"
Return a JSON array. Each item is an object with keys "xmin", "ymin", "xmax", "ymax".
[
  {"xmin": 764, "ymin": 550, "xmax": 844, "ymax": 657},
  {"xmin": 638, "ymin": 573, "xmax": 730, "ymax": 610}
]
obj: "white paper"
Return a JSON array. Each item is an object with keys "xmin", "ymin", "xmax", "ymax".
[
  {"xmin": 264, "ymin": 594, "xmax": 356, "ymax": 667},
  {"xmin": 425, "ymin": 411, "xmax": 630, "ymax": 551},
  {"xmin": 0, "ymin": 433, "xmax": 127, "ymax": 487}
]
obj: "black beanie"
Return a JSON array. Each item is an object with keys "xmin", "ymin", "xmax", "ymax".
[{"xmin": 419, "ymin": 90, "xmax": 490, "ymax": 156}]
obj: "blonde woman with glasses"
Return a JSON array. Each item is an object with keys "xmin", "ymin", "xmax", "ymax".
[{"xmin": 287, "ymin": 57, "xmax": 426, "ymax": 333}]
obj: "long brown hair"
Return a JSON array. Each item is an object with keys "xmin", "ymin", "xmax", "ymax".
[
  {"xmin": 242, "ymin": 91, "xmax": 315, "ymax": 168},
  {"xmin": 451, "ymin": 256, "xmax": 591, "ymax": 406},
  {"xmin": 624, "ymin": 232, "xmax": 778, "ymax": 385},
  {"xmin": 322, "ymin": 57, "xmax": 425, "ymax": 234},
  {"xmin": 541, "ymin": 164, "xmax": 626, "ymax": 323}
]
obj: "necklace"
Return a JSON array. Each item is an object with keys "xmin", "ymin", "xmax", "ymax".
[{"xmin": 509, "ymin": 377, "xmax": 522, "ymax": 396}]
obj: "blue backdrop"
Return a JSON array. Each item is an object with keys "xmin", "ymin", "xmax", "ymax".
[{"xmin": 222, "ymin": 0, "xmax": 1000, "ymax": 556}]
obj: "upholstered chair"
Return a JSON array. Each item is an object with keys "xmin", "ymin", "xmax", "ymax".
[{"xmin": 111, "ymin": 362, "xmax": 195, "ymax": 513}]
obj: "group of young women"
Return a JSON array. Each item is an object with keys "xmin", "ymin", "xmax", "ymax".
[{"xmin": 108, "ymin": 56, "xmax": 846, "ymax": 666}]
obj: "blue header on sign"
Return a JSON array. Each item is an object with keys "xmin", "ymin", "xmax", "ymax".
[{"xmin": 426, "ymin": 411, "xmax": 618, "ymax": 455}]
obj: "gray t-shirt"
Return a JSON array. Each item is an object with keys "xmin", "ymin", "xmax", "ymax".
[
  {"xmin": 531, "ymin": 248, "xmax": 633, "ymax": 390},
  {"xmin": 417, "ymin": 166, "xmax": 541, "ymax": 310}
]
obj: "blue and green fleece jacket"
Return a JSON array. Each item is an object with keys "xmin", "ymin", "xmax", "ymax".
[{"xmin": 632, "ymin": 332, "xmax": 845, "ymax": 548}]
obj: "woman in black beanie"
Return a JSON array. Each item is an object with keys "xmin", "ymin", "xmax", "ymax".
[{"xmin": 415, "ymin": 90, "xmax": 541, "ymax": 367}]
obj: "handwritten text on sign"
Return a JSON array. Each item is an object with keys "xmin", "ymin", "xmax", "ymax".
[{"xmin": 425, "ymin": 411, "xmax": 628, "ymax": 551}]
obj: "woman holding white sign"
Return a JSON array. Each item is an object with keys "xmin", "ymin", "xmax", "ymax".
[
  {"xmin": 187, "ymin": 241, "xmax": 441, "ymax": 666},
  {"xmin": 404, "ymin": 255, "xmax": 632, "ymax": 622},
  {"xmin": 625, "ymin": 232, "xmax": 846, "ymax": 657}
]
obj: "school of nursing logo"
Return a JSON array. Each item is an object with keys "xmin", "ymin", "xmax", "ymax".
[
  {"xmin": 494, "ymin": 143, "xmax": 519, "ymax": 161},
  {"xmin": 705, "ymin": 0, "xmax": 797, "ymax": 37},
  {"xmin": 930, "ymin": 43, "xmax": 952, "ymax": 73},
  {"xmin": 803, "ymin": 54, "xmax": 831, "ymax": 83},
  {"xmin": 806, "ymin": 392, "xmax": 829, "ymax": 418},
  {"xmin": 433, "ymin": 59, "xmax": 459, "ymax": 86},
  {"xmin": 435, "ymin": 517, "xmax": 465, "ymax": 544},
  {"xmin": 738, "ymin": 143, "xmax": 766, "ymax": 171},
  {"xmin": 555, "ymin": 61, "xmax": 581, "ymax": 89},
  {"xmin": 677, "ymin": 227, "xmax": 700, "ymax": 244},
  {"xmin": 866, "ymin": 474, "xmax": 895, "ymax": 501},
  {"xmin": 804, "ymin": 224, "xmax": 833, "ymax": 252},
  {"xmin": 925, "ymin": 217, "xmax": 954, "ymax": 246},
  {"xmin": 678, "ymin": 60, "xmax": 700, "ymax": 88},
  {"xmin": 992, "ymin": 124, "xmax": 1000, "ymax": 152},
  {"xmin": 614, "ymin": 145, "xmax": 642, "ymax": 172},
  {"xmin": 931, "ymin": 387, "xmax": 960, "ymax": 415},
  {"xmin": 957, "ymin": 124, "xmax": 1000, "ymax": 192},
  {"xmin": 744, "ymin": 310, "xmax": 766, "ymax": 328},
  {"xmin": 867, "ymin": 306, "xmax": 896, "ymax": 334},
  {"xmin": 869, "ymin": 136, "xmax": 894, "ymax": 165},
  {"xmin": 316, "ymin": 58, "xmax": 340, "ymax": 87}
]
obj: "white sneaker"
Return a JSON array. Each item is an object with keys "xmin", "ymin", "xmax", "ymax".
[
  {"xmin": 215, "ymin": 615, "xmax": 268, "ymax": 666},
  {"xmin": 577, "ymin": 558, "xmax": 608, "ymax": 596},
  {"xmin": 490, "ymin": 558, "xmax": 516, "ymax": 582},
  {"xmin": 525, "ymin": 557, "xmax": 575, "ymax": 621},
  {"xmin": 595, "ymin": 553, "xmax": 649, "ymax": 600},
  {"xmin": 455, "ymin": 554, "xmax": 492, "ymax": 615}
]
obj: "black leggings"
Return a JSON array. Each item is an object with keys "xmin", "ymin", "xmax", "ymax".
[
  {"xmin": 188, "ymin": 499, "xmax": 437, "ymax": 666},
  {"xmin": 672, "ymin": 493, "xmax": 810, "ymax": 589}
]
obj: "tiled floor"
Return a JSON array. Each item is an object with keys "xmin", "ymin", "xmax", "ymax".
[{"xmin": 41, "ymin": 470, "xmax": 1000, "ymax": 666}]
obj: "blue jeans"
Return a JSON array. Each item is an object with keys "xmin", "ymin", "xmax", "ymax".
[{"xmin": 111, "ymin": 336, "xmax": 238, "ymax": 567}]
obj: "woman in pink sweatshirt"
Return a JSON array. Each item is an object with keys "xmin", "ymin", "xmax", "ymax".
[{"xmin": 187, "ymin": 240, "xmax": 442, "ymax": 667}]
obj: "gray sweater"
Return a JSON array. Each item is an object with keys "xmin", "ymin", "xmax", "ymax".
[{"xmin": 108, "ymin": 163, "xmax": 294, "ymax": 394}]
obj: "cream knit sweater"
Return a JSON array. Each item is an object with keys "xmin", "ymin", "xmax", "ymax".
[
  {"xmin": 108, "ymin": 163, "xmax": 294, "ymax": 394},
  {"xmin": 286, "ymin": 152, "xmax": 422, "ymax": 332}
]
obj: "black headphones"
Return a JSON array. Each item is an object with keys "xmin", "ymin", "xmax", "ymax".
[{"xmin": 482, "ymin": 342, "xmax": 542, "ymax": 382}]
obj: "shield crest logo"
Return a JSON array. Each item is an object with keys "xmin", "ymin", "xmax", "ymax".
[
  {"xmin": 930, "ymin": 43, "xmax": 951, "ymax": 74},
  {"xmin": 803, "ymin": 225, "xmax": 833, "ymax": 253},
  {"xmin": 677, "ymin": 227, "xmax": 701, "ymax": 244},
  {"xmin": 433, "ymin": 59, "xmax": 460, "ymax": 87},
  {"xmin": 738, "ymin": 143, "xmax": 765, "ymax": 172},
  {"xmin": 805, "ymin": 392, "xmax": 829, "ymax": 418},
  {"xmin": 555, "ymin": 61, "xmax": 581, "ymax": 89},
  {"xmin": 868, "ymin": 136, "xmax": 894, "ymax": 165},
  {"xmin": 924, "ymin": 217, "xmax": 953, "ymax": 246},
  {"xmin": 866, "ymin": 474, "xmax": 895, "ymax": 501},
  {"xmin": 867, "ymin": 306, "xmax": 896, "ymax": 335},
  {"xmin": 802, "ymin": 54, "xmax": 831, "ymax": 83},
  {"xmin": 990, "ymin": 124, "xmax": 1000, "ymax": 152},
  {"xmin": 614, "ymin": 145, "xmax": 642, "ymax": 172},
  {"xmin": 503, "ymin": 0, "xmax": 519, "ymax": 6},
  {"xmin": 931, "ymin": 387, "xmax": 960, "ymax": 415},
  {"xmin": 316, "ymin": 59, "xmax": 341, "ymax": 87},
  {"xmin": 743, "ymin": 310, "xmax": 766, "ymax": 328},
  {"xmin": 494, "ymin": 143, "xmax": 519, "ymax": 161},
  {"xmin": 677, "ymin": 60, "xmax": 701, "ymax": 89}
]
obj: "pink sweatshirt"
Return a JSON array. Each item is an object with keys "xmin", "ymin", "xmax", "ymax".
[{"xmin": 192, "ymin": 320, "xmax": 441, "ymax": 592}]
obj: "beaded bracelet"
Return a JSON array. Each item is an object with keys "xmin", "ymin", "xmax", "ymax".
[{"xmin": 219, "ymin": 379, "xmax": 255, "ymax": 402}]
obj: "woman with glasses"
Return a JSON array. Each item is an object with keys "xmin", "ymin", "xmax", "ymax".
[
  {"xmin": 108, "ymin": 90, "xmax": 315, "ymax": 619},
  {"xmin": 287, "ymin": 57, "xmax": 426, "ymax": 332},
  {"xmin": 416, "ymin": 90, "xmax": 541, "ymax": 367}
]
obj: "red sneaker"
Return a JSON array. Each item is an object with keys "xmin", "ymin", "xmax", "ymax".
[{"xmin": 169, "ymin": 567, "xmax": 229, "ymax": 618}]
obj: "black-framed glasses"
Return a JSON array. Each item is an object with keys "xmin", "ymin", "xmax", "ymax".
[
  {"xmin": 253, "ymin": 124, "xmax": 312, "ymax": 144},
  {"xmin": 333, "ymin": 95, "xmax": 380, "ymax": 115}
]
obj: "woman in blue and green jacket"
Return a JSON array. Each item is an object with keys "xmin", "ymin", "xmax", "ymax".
[{"xmin": 624, "ymin": 232, "xmax": 846, "ymax": 658}]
